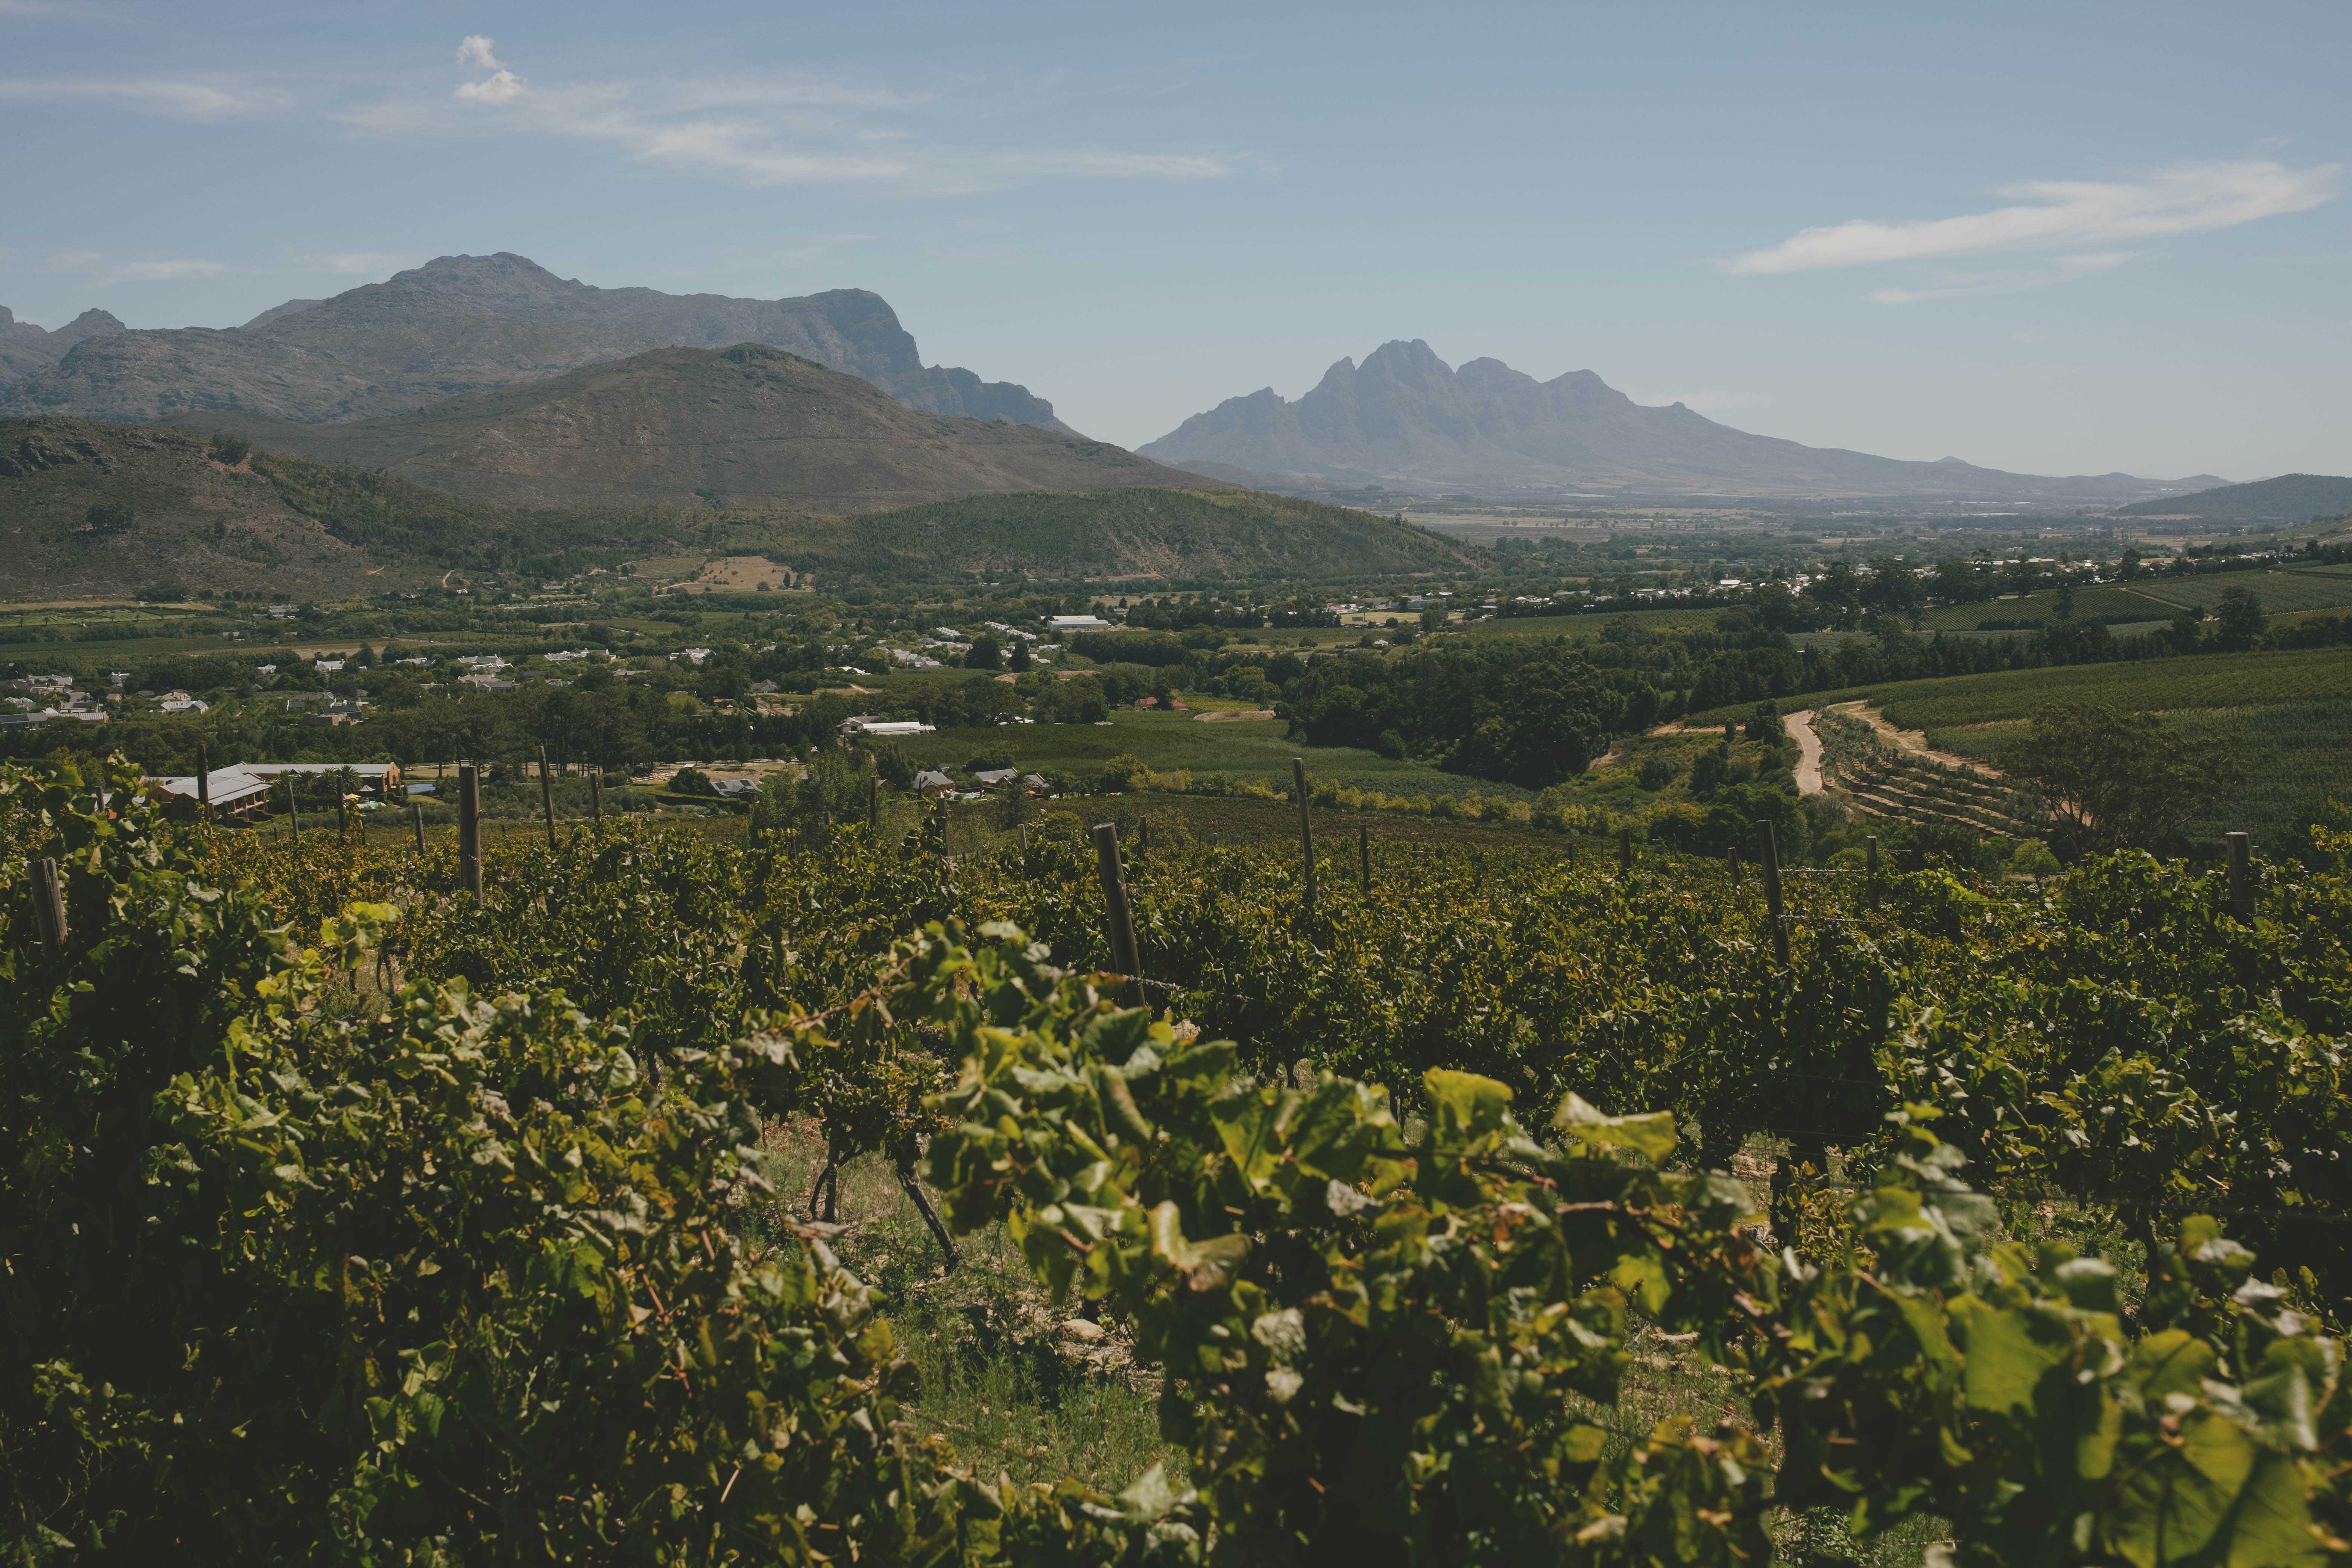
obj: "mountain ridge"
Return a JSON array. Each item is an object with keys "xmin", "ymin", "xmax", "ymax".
[
  {"xmin": 168, "ymin": 341, "xmax": 1204, "ymax": 513},
  {"xmin": 1141, "ymin": 338, "xmax": 2227, "ymax": 504},
  {"xmin": 2110, "ymin": 473, "xmax": 2352, "ymax": 524},
  {"xmin": 0, "ymin": 253, "xmax": 1068, "ymax": 433}
]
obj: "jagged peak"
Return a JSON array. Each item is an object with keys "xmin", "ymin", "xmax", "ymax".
[{"xmin": 1309, "ymin": 356, "xmax": 1360, "ymax": 393}]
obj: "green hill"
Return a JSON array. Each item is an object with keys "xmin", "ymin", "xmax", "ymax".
[
  {"xmin": 1, "ymin": 417, "xmax": 1464, "ymax": 598},
  {"xmin": 2111, "ymin": 473, "xmax": 2352, "ymax": 523},
  {"xmin": 174, "ymin": 344, "xmax": 1203, "ymax": 514},
  {"xmin": 0, "ymin": 416, "xmax": 701, "ymax": 600},
  {"xmin": 734, "ymin": 487, "xmax": 1468, "ymax": 583}
]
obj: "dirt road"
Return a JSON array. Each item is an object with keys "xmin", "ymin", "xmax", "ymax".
[
  {"xmin": 1825, "ymin": 701, "xmax": 2003, "ymax": 778},
  {"xmin": 1783, "ymin": 709, "xmax": 1825, "ymax": 794}
]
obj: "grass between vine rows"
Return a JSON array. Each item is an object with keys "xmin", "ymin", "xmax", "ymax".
[{"xmin": 744, "ymin": 1115, "xmax": 2110, "ymax": 1567}]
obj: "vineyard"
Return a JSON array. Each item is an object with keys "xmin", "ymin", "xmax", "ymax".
[
  {"xmin": 1717, "ymin": 646, "xmax": 2352, "ymax": 851},
  {"xmin": 1810, "ymin": 707, "xmax": 2044, "ymax": 842},
  {"xmin": 7, "ymin": 756, "xmax": 2352, "ymax": 1565}
]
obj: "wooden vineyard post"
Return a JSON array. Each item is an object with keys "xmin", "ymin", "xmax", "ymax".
[
  {"xmin": 538, "ymin": 746, "xmax": 558, "ymax": 848},
  {"xmin": 1359, "ymin": 823, "xmax": 1372, "ymax": 890},
  {"xmin": 868, "ymin": 776, "xmax": 880, "ymax": 830},
  {"xmin": 337, "ymin": 789, "xmax": 348, "ymax": 837},
  {"xmin": 1619, "ymin": 827, "xmax": 1633, "ymax": 873},
  {"xmin": 1018, "ymin": 822, "xmax": 1030, "ymax": 861},
  {"xmin": 1292, "ymin": 757, "xmax": 1318, "ymax": 910},
  {"xmin": 1092, "ymin": 822, "xmax": 1145, "ymax": 1007},
  {"xmin": 1866, "ymin": 835, "xmax": 1879, "ymax": 911},
  {"xmin": 195, "ymin": 740, "xmax": 211, "ymax": 827},
  {"xmin": 590, "ymin": 772, "xmax": 603, "ymax": 828},
  {"xmin": 458, "ymin": 764, "xmax": 483, "ymax": 901},
  {"xmin": 31, "ymin": 856, "xmax": 67, "ymax": 960},
  {"xmin": 1757, "ymin": 819, "xmax": 1792, "ymax": 966},
  {"xmin": 286, "ymin": 778, "xmax": 301, "ymax": 839},
  {"xmin": 1729, "ymin": 843, "xmax": 1742, "ymax": 888},
  {"xmin": 2226, "ymin": 831, "xmax": 2253, "ymax": 919},
  {"xmin": 411, "ymin": 801, "xmax": 426, "ymax": 853}
]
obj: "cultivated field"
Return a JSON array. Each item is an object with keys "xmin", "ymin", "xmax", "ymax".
[{"xmin": 1719, "ymin": 645, "xmax": 2352, "ymax": 849}]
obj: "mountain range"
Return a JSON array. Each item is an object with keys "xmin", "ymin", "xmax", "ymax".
[
  {"xmin": 0, "ymin": 304, "xmax": 128, "ymax": 389},
  {"xmin": 182, "ymin": 343, "xmax": 1192, "ymax": 513},
  {"xmin": 2110, "ymin": 472, "xmax": 2352, "ymax": 524},
  {"xmin": 0, "ymin": 253, "xmax": 1066, "ymax": 431},
  {"xmin": 1140, "ymin": 339, "xmax": 2227, "ymax": 505}
]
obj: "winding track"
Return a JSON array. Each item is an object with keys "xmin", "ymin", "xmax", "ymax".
[{"xmin": 1783, "ymin": 708, "xmax": 1825, "ymax": 795}]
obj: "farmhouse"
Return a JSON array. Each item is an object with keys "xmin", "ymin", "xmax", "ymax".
[{"xmin": 148, "ymin": 761, "xmax": 405, "ymax": 820}]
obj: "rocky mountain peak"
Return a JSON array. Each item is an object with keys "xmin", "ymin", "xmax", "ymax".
[
  {"xmin": 49, "ymin": 309, "xmax": 126, "ymax": 349},
  {"xmin": 1139, "ymin": 339, "xmax": 2211, "ymax": 503}
]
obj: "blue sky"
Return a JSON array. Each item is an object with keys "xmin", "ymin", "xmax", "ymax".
[{"xmin": 3, "ymin": 0, "xmax": 2346, "ymax": 480}]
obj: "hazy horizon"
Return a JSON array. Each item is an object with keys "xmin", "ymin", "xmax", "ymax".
[{"xmin": 3, "ymin": 0, "xmax": 2345, "ymax": 482}]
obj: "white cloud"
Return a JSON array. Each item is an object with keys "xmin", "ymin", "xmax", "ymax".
[
  {"xmin": 105, "ymin": 259, "xmax": 227, "ymax": 282},
  {"xmin": 1732, "ymin": 159, "xmax": 2340, "ymax": 276},
  {"xmin": 0, "ymin": 77, "xmax": 267, "ymax": 120},
  {"xmin": 456, "ymin": 69, "xmax": 525, "ymax": 105},
  {"xmin": 399, "ymin": 40, "xmax": 1225, "ymax": 193}
]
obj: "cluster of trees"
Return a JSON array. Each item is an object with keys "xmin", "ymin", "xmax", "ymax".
[
  {"xmin": 2007, "ymin": 702, "xmax": 2245, "ymax": 857},
  {"xmin": 7, "ymin": 679, "xmax": 867, "ymax": 781},
  {"xmin": 1286, "ymin": 642, "xmax": 1653, "ymax": 789},
  {"xmin": 1116, "ymin": 592, "xmax": 1337, "ymax": 630}
]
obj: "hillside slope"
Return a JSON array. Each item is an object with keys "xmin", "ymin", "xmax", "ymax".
[
  {"xmin": 0, "ymin": 417, "xmax": 701, "ymax": 600},
  {"xmin": 173, "ymin": 345, "xmax": 1202, "ymax": 513},
  {"xmin": 2, "ymin": 415, "xmax": 1426, "ymax": 596},
  {"xmin": 2110, "ymin": 473, "xmax": 2352, "ymax": 524},
  {"xmin": 1143, "ymin": 338, "xmax": 2223, "ymax": 504},
  {"xmin": 0, "ymin": 418, "xmax": 416, "ymax": 600},
  {"xmin": 740, "ymin": 488, "xmax": 1469, "ymax": 582},
  {"xmin": 1, "ymin": 252, "xmax": 1066, "ymax": 430}
]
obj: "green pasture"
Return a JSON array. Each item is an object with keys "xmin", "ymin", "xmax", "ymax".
[
  {"xmin": 1788, "ymin": 623, "xmax": 2165, "ymax": 652},
  {"xmin": 1906, "ymin": 584, "xmax": 2181, "ymax": 631},
  {"xmin": 888, "ymin": 706, "xmax": 1530, "ymax": 799},
  {"xmin": 1458, "ymin": 606, "xmax": 1726, "ymax": 640},
  {"xmin": 1699, "ymin": 645, "xmax": 2352, "ymax": 733},
  {"xmin": 2129, "ymin": 570, "xmax": 2352, "ymax": 616}
]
